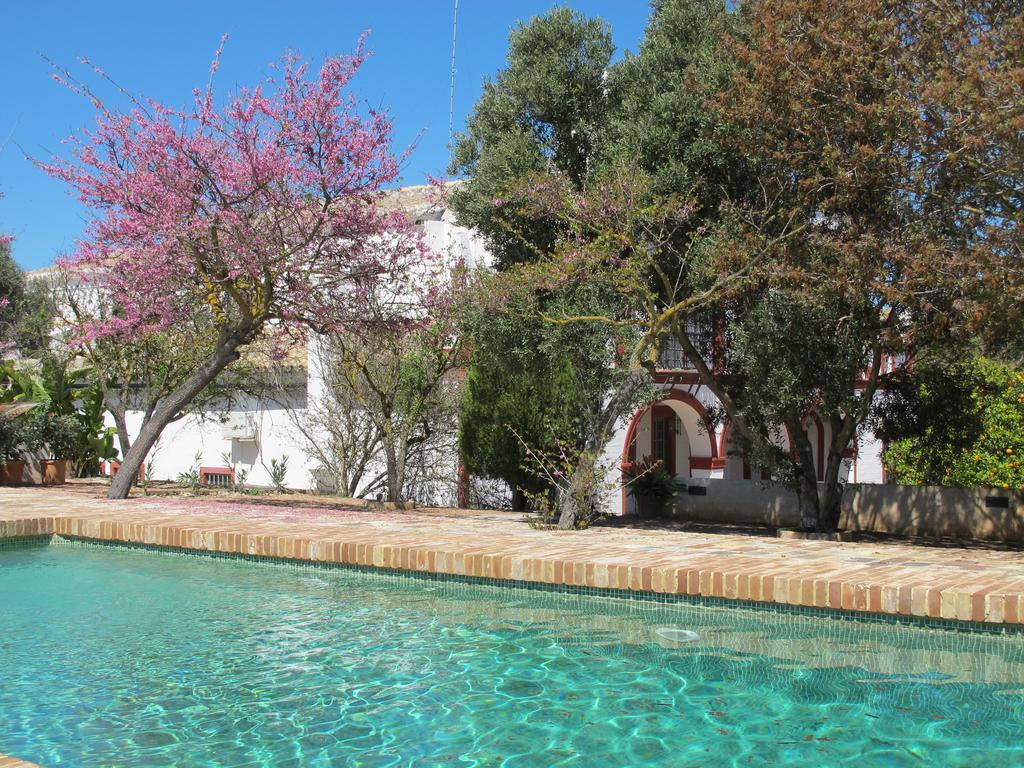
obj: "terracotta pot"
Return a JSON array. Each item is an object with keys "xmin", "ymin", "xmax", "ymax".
[
  {"xmin": 41, "ymin": 459, "xmax": 68, "ymax": 486},
  {"xmin": 637, "ymin": 494, "xmax": 669, "ymax": 518},
  {"xmin": 1, "ymin": 460, "xmax": 25, "ymax": 486}
]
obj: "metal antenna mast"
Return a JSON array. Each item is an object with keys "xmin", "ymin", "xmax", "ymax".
[{"xmin": 448, "ymin": 0, "xmax": 460, "ymax": 148}]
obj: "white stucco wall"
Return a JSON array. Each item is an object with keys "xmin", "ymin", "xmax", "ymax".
[
  {"xmin": 84, "ymin": 190, "xmax": 893, "ymax": 510},
  {"xmin": 112, "ymin": 392, "xmax": 316, "ymax": 491},
  {"xmin": 108, "ymin": 200, "xmax": 488, "ymax": 499}
]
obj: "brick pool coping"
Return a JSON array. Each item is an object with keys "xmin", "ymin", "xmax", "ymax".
[
  {"xmin": 1, "ymin": 487, "xmax": 1023, "ymax": 629},
  {"xmin": 0, "ymin": 756, "xmax": 41, "ymax": 768},
  {"xmin": 4, "ymin": 488, "xmax": 1023, "ymax": 767}
]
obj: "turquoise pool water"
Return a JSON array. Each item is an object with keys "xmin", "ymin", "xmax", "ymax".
[{"xmin": 1, "ymin": 541, "xmax": 1022, "ymax": 767}]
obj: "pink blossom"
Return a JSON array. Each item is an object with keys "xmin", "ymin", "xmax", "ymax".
[{"xmin": 39, "ymin": 36, "xmax": 433, "ymax": 343}]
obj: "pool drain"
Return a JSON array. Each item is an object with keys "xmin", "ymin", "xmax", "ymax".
[{"xmin": 655, "ymin": 627, "xmax": 700, "ymax": 643}]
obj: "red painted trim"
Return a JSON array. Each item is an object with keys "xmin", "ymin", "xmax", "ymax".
[
  {"xmin": 619, "ymin": 388, "xmax": 718, "ymax": 514},
  {"xmin": 623, "ymin": 406, "xmax": 645, "ymax": 465},
  {"xmin": 651, "ymin": 404, "xmax": 678, "ymax": 475},
  {"xmin": 659, "ymin": 391, "xmax": 718, "ymax": 457},
  {"xmin": 621, "ymin": 390, "xmax": 717, "ymax": 464}
]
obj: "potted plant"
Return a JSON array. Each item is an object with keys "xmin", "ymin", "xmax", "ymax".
[
  {"xmin": 20, "ymin": 409, "xmax": 79, "ymax": 485},
  {"xmin": 628, "ymin": 460, "xmax": 678, "ymax": 517},
  {"xmin": 0, "ymin": 415, "xmax": 25, "ymax": 486}
]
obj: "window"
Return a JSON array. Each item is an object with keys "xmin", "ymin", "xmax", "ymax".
[
  {"xmin": 659, "ymin": 337, "xmax": 685, "ymax": 370},
  {"xmin": 657, "ymin": 314, "xmax": 717, "ymax": 370},
  {"xmin": 653, "ymin": 419, "xmax": 667, "ymax": 464}
]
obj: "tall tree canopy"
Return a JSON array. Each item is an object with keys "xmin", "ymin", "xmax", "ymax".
[
  {"xmin": 499, "ymin": 0, "xmax": 1022, "ymax": 531},
  {"xmin": 448, "ymin": 8, "xmax": 617, "ymax": 270},
  {"xmin": 700, "ymin": 0, "xmax": 1022, "ymax": 528},
  {"xmin": 610, "ymin": 0, "xmax": 737, "ymax": 202}
]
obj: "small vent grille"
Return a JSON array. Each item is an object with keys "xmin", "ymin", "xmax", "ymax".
[{"xmin": 200, "ymin": 467, "xmax": 234, "ymax": 488}]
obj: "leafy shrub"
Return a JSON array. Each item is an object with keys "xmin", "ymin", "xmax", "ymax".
[
  {"xmin": 269, "ymin": 456, "xmax": 289, "ymax": 493},
  {"xmin": 627, "ymin": 461, "xmax": 678, "ymax": 500},
  {"xmin": 0, "ymin": 417, "xmax": 23, "ymax": 463},
  {"xmin": 18, "ymin": 409, "xmax": 80, "ymax": 460},
  {"xmin": 176, "ymin": 451, "xmax": 203, "ymax": 492},
  {"xmin": 883, "ymin": 358, "xmax": 1024, "ymax": 488}
]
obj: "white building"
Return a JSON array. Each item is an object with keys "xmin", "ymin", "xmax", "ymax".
[
  {"xmin": 30, "ymin": 185, "xmax": 890, "ymax": 512},
  {"xmin": 597, "ymin": 358, "xmax": 890, "ymax": 517},
  {"xmin": 94, "ymin": 185, "xmax": 491, "ymax": 500}
]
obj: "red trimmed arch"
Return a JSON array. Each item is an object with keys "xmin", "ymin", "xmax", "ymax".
[
  {"xmin": 621, "ymin": 390, "xmax": 718, "ymax": 469},
  {"xmin": 619, "ymin": 389, "xmax": 720, "ymax": 516}
]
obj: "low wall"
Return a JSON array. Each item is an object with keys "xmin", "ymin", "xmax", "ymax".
[{"xmin": 669, "ymin": 478, "xmax": 1024, "ymax": 543}]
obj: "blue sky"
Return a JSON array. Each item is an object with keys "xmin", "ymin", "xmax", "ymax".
[{"xmin": 0, "ymin": 1, "xmax": 648, "ymax": 270}]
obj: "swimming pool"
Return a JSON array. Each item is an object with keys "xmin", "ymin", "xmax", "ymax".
[{"xmin": 1, "ymin": 540, "xmax": 1022, "ymax": 767}]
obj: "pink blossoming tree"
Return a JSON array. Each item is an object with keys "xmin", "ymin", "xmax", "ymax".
[{"xmin": 42, "ymin": 38, "xmax": 428, "ymax": 499}]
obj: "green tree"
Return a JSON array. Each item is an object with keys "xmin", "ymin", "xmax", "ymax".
[
  {"xmin": 450, "ymin": 7, "xmax": 656, "ymax": 526},
  {"xmin": 882, "ymin": 358, "xmax": 1024, "ymax": 489},
  {"xmin": 696, "ymin": 0, "xmax": 1021, "ymax": 529},
  {"xmin": 458, "ymin": 311, "xmax": 582, "ymax": 511},
  {"xmin": 609, "ymin": 0, "xmax": 738, "ymax": 202},
  {"xmin": 449, "ymin": 7, "xmax": 617, "ymax": 270},
  {"xmin": 507, "ymin": 0, "xmax": 1021, "ymax": 533},
  {"xmin": 0, "ymin": 357, "xmax": 116, "ymax": 476},
  {"xmin": 321, "ymin": 318, "xmax": 463, "ymax": 504},
  {"xmin": 458, "ymin": 276, "xmax": 648, "ymax": 521},
  {"xmin": 14, "ymin": 278, "xmax": 56, "ymax": 359},
  {"xmin": 0, "ymin": 238, "xmax": 26, "ymax": 351}
]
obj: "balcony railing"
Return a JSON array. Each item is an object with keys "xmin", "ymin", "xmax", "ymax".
[{"xmin": 658, "ymin": 320, "xmax": 716, "ymax": 371}]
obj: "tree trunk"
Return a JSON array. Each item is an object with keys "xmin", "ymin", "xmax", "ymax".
[
  {"xmin": 108, "ymin": 335, "xmax": 248, "ymax": 499},
  {"xmin": 111, "ymin": 408, "xmax": 131, "ymax": 466},
  {"xmin": 819, "ymin": 441, "xmax": 848, "ymax": 532},
  {"xmin": 383, "ymin": 442, "xmax": 405, "ymax": 502},
  {"xmin": 795, "ymin": 470, "xmax": 821, "ymax": 531},
  {"xmin": 557, "ymin": 452, "xmax": 597, "ymax": 529},
  {"xmin": 556, "ymin": 492, "xmax": 581, "ymax": 529},
  {"xmin": 510, "ymin": 486, "xmax": 528, "ymax": 512}
]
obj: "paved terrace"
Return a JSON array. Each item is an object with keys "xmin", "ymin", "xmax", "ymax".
[
  {"xmin": 0, "ymin": 757, "xmax": 40, "ymax": 768},
  {"xmin": 2, "ymin": 485, "xmax": 1023, "ymax": 628}
]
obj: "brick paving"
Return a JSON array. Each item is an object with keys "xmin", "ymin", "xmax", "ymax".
[
  {"xmin": 1, "ymin": 485, "xmax": 1023, "ymax": 628},
  {"xmin": 0, "ymin": 755, "xmax": 41, "ymax": 768}
]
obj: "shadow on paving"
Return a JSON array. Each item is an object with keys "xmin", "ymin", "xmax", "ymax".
[{"xmin": 593, "ymin": 514, "xmax": 1024, "ymax": 553}]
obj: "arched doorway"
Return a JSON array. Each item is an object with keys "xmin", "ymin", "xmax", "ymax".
[{"xmin": 620, "ymin": 391, "xmax": 720, "ymax": 513}]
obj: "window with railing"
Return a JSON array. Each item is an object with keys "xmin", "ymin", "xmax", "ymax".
[
  {"xmin": 659, "ymin": 336, "xmax": 686, "ymax": 370},
  {"xmin": 657, "ymin": 315, "xmax": 716, "ymax": 370}
]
